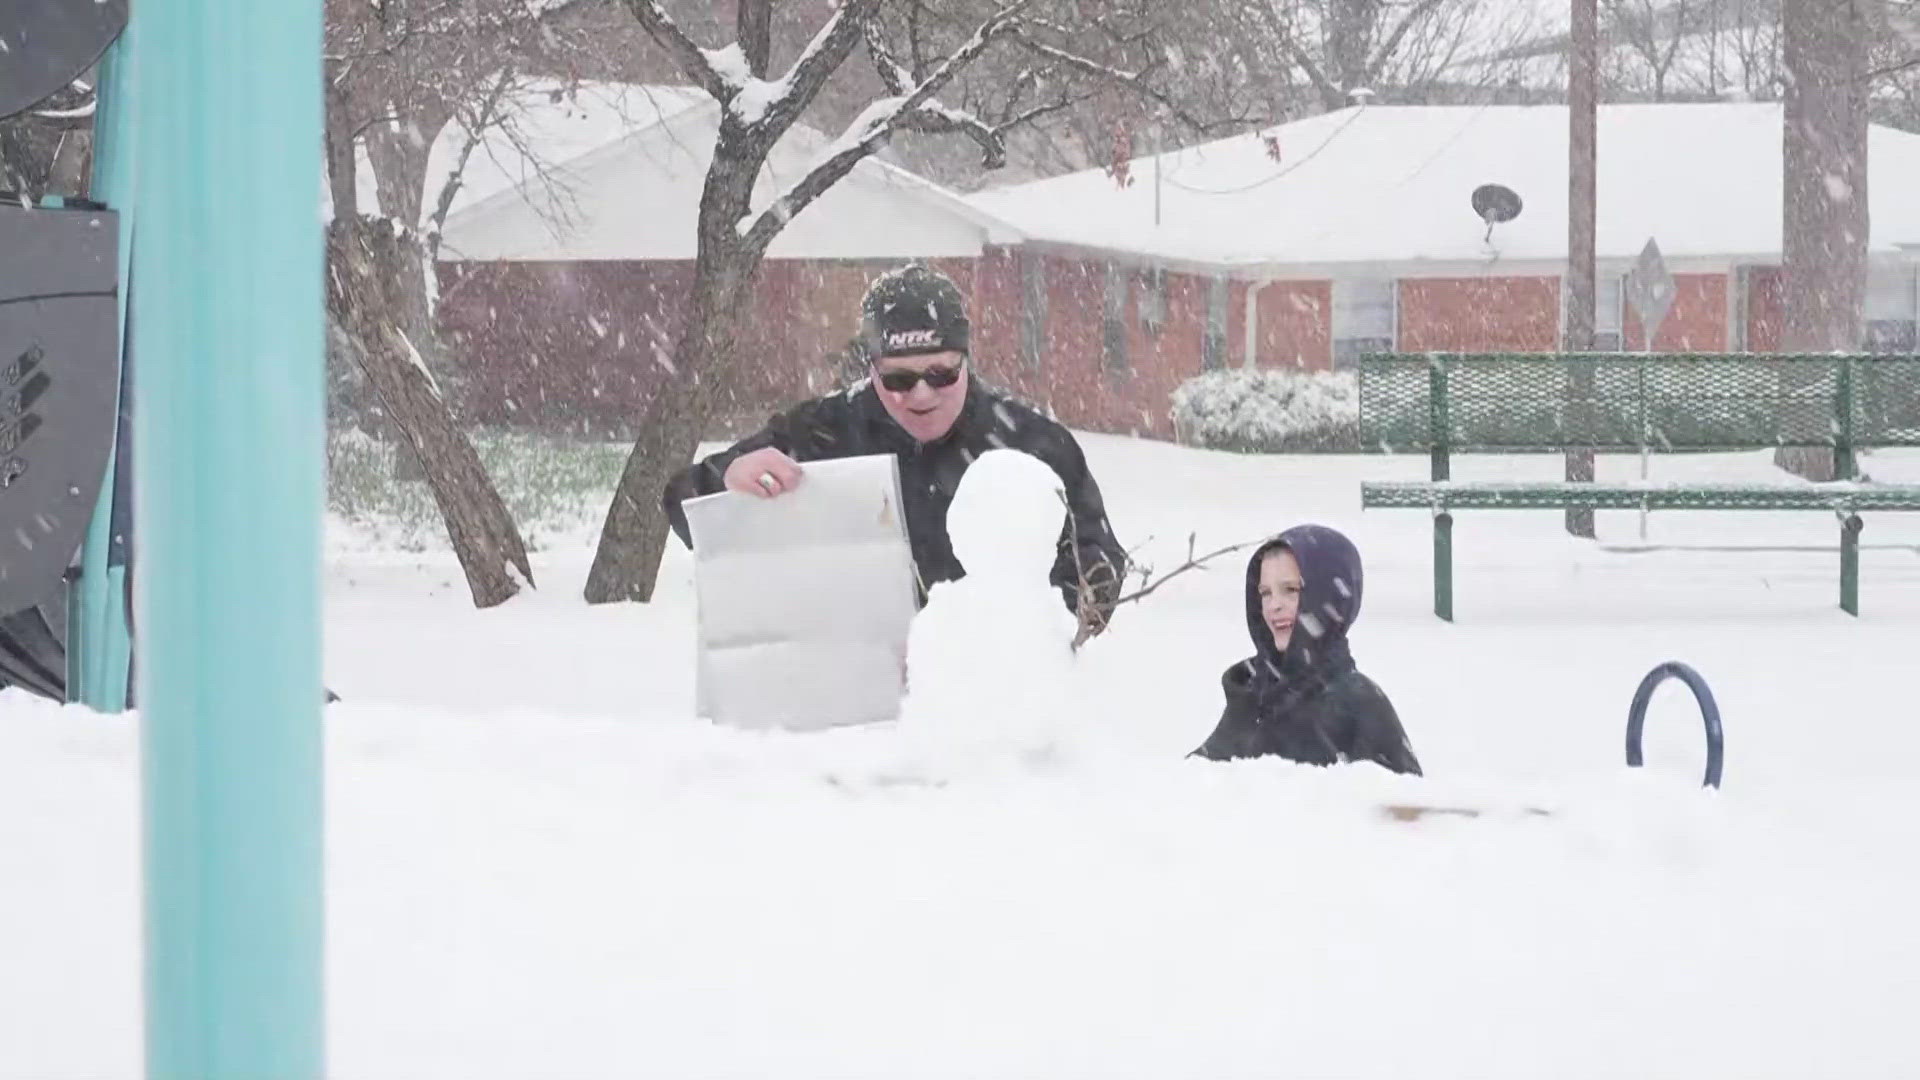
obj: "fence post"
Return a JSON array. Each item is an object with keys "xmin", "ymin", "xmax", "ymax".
[
  {"xmin": 1840, "ymin": 512, "xmax": 1863, "ymax": 616},
  {"xmin": 1429, "ymin": 356, "xmax": 1450, "ymax": 482},
  {"xmin": 1637, "ymin": 355, "xmax": 1651, "ymax": 540},
  {"xmin": 1835, "ymin": 354, "xmax": 1856, "ymax": 481}
]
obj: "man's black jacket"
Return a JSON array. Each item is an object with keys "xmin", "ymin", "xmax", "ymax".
[{"xmin": 664, "ymin": 379, "xmax": 1128, "ymax": 621}]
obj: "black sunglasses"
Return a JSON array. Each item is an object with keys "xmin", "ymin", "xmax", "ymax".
[{"xmin": 874, "ymin": 363, "xmax": 964, "ymax": 393}]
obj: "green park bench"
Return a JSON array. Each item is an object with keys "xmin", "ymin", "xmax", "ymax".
[{"xmin": 1357, "ymin": 352, "xmax": 1920, "ymax": 619}]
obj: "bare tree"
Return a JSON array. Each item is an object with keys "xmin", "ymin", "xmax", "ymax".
[
  {"xmin": 1224, "ymin": 0, "xmax": 1542, "ymax": 114},
  {"xmin": 582, "ymin": 0, "xmax": 1209, "ymax": 604},
  {"xmin": 322, "ymin": 0, "xmax": 623, "ymax": 605},
  {"xmin": 1866, "ymin": 0, "xmax": 1920, "ymax": 128},
  {"xmin": 1719, "ymin": 3, "xmax": 1789, "ymax": 97},
  {"xmin": 1604, "ymin": 0, "xmax": 1704, "ymax": 98}
]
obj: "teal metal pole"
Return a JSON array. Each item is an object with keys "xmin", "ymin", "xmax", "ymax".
[
  {"xmin": 68, "ymin": 29, "xmax": 139, "ymax": 711},
  {"xmin": 134, "ymin": 0, "xmax": 327, "ymax": 1072}
]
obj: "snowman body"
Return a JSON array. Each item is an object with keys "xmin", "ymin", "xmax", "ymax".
[{"xmin": 897, "ymin": 450, "xmax": 1085, "ymax": 764}]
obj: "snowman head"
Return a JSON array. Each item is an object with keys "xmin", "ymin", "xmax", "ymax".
[{"xmin": 947, "ymin": 449, "xmax": 1067, "ymax": 586}]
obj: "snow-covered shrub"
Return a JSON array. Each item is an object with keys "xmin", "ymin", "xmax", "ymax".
[{"xmin": 1169, "ymin": 367, "xmax": 1361, "ymax": 453}]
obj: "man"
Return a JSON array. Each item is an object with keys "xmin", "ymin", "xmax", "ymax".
[{"xmin": 664, "ymin": 263, "xmax": 1128, "ymax": 628}]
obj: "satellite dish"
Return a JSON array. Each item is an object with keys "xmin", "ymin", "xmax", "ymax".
[
  {"xmin": 1471, "ymin": 183, "xmax": 1523, "ymax": 226},
  {"xmin": 0, "ymin": 0, "xmax": 130, "ymax": 121}
]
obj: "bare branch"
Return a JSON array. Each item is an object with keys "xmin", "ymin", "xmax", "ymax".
[
  {"xmin": 868, "ymin": 20, "xmax": 1007, "ymax": 165},
  {"xmin": 618, "ymin": 0, "xmax": 734, "ymax": 100},
  {"xmin": 1004, "ymin": 27, "xmax": 1223, "ymax": 133},
  {"xmin": 751, "ymin": 0, "xmax": 887, "ymax": 137},
  {"xmin": 1111, "ymin": 536, "xmax": 1258, "ymax": 608},
  {"xmin": 347, "ymin": 111, "xmax": 410, "ymax": 142},
  {"xmin": 900, "ymin": 108, "xmax": 1008, "ymax": 166},
  {"xmin": 738, "ymin": 0, "xmax": 772, "ymax": 78},
  {"xmin": 865, "ymin": 17, "xmax": 912, "ymax": 94},
  {"xmin": 996, "ymin": 94, "xmax": 1081, "ymax": 132},
  {"xmin": 739, "ymin": 1, "xmax": 1030, "ymax": 250},
  {"xmin": 1059, "ymin": 483, "xmax": 1255, "ymax": 648},
  {"xmin": 1369, "ymin": 0, "xmax": 1466, "ymax": 84},
  {"xmin": 907, "ymin": 0, "xmax": 928, "ymax": 82},
  {"xmin": 426, "ymin": 67, "xmax": 515, "ymax": 261},
  {"xmin": 1251, "ymin": 1, "xmax": 1343, "ymax": 111},
  {"xmin": 1866, "ymin": 55, "xmax": 1920, "ymax": 79}
]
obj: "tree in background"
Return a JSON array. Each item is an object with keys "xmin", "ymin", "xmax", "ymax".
[
  {"xmin": 583, "ymin": 0, "xmax": 1221, "ymax": 604},
  {"xmin": 1244, "ymin": 0, "xmax": 1535, "ymax": 112},
  {"xmin": 1778, "ymin": 0, "xmax": 1872, "ymax": 479},
  {"xmin": 322, "ymin": 0, "xmax": 637, "ymax": 606}
]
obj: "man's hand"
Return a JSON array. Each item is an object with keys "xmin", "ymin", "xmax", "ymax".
[{"xmin": 723, "ymin": 447, "xmax": 803, "ymax": 498}]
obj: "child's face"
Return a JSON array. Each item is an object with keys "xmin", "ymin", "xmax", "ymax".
[{"xmin": 1258, "ymin": 549, "xmax": 1304, "ymax": 651}]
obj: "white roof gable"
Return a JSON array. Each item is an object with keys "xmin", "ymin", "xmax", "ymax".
[
  {"xmin": 967, "ymin": 103, "xmax": 1920, "ymax": 272},
  {"xmin": 431, "ymin": 80, "xmax": 1022, "ymax": 261},
  {"xmin": 426, "ymin": 82, "xmax": 711, "ymax": 221}
]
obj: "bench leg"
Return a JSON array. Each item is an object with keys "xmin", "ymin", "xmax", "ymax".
[
  {"xmin": 1840, "ymin": 514, "xmax": 1863, "ymax": 616},
  {"xmin": 1434, "ymin": 511, "xmax": 1454, "ymax": 622}
]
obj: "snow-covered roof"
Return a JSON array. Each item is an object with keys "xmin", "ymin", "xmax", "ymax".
[
  {"xmin": 430, "ymin": 79, "xmax": 1023, "ymax": 261},
  {"xmin": 966, "ymin": 103, "xmax": 1920, "ymax": 273},
  {"xmin": 427, "ymin": 82, "xmax": 713, "ymax": 220}
]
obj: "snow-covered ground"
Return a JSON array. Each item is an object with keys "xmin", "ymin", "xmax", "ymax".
[{"xmin": 7, "ymin": 438, "xmax": 1920, "ymax": 1079}]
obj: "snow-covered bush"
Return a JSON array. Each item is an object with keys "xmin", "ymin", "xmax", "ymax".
[{"xmin": 1169, "ymin": 367, "xmax": 1361, "ymax": 453}]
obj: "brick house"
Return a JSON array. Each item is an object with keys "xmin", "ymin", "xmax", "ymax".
[
  {"xmin": 435, "ymin": 94, "xmax": 1920, "ymax": 441},
  {"xmin": 430, "ymin": 81, "xmax": 1025, "ymax": 436},
  {"xmin": 969, "ymin": 101, "xmax": 1920, "ymax": 435}
]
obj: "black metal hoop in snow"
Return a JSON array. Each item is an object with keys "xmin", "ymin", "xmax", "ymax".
[{"xmin": 1626, "ymin": 662, "xmax": 1724, "ymax": 789}]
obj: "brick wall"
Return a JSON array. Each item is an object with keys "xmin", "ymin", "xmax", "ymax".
[
  {"xmin": 1623, "ymin": 273, "xmax": 1729, "ymax": 351},
  {"xmin": 1251, "ymin": 281, "xmax": 1332, "ymax": 369},
  {"xmin": 436, "ymin": 248, "xmax": 1220, "ymax": 442},
  {"xmin": 1397, "ymin": 276, "xmax": 1563, "ymax": 352},
  {"xmin": 436, "ymin": 256, "xmax": 1792, "ymax": 444},
  {"xmin": 978, "ymin": 255, "xmax": 1195, "ymax": 439}
]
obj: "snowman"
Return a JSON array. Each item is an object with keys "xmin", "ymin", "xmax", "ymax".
[{"xmin": 895, "ymin": 448, "xmax": 1089, "ymax": 772}]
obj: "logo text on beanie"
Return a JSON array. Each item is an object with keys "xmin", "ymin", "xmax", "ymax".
[{"xmin": 885, "ymin": 329, "xmax": 942, "ymax": 351}]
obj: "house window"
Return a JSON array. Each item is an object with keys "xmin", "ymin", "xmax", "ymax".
[
  {"xmin": 1103, "ymin": 262, "xmax": 1128, "ymax": 371},
  {"xmin": 1202, "ymin": 276, "xmax": 1229, "ymax": 370},
  {"xmin": 1021, "ymin": 252, "xmax": 1047, "ymax": 369},
  {"xmin": 1332, "ymin": 279, "xmax": 1395, "ymax": 368},
  {"xmin": 1592, "ymin": 272, "xmax": 1625, "ymax": 352},
  {"xmin": 1865, "ymin": 263, "xmax": 1918, "ymax": 353}
]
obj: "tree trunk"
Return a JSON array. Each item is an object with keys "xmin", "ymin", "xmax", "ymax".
[
  {"xmin": 364, "ymin": 119, "xmax": 454, "ymax": 481},
  {"xmin": 1327, "ymin": 0, "xmax": 1376, "ymax": 103},
  {"xmin": 585, "ymin": 118, "xmax": 766, "ymax": 605},
  {"xmin": 1566, "ymin": 0, "xmax": 1600, "ymax": 538},
  {"xmin": 1778, "ymin": 0, "xmax": 1869, "ymax": 481},
  {"xmin": 583, "ymin": 252, "xmax": 750, "ymax": 603},
  {"xmin": 323, "ymin": 62, "xmax": 358, "ymax": 222},
  {"xmin": 327, "ymin": 217, "xmax": 535, "ymax": 607},
  {"xmin": 365, "ymin": 119, "xmax": 447, "ymax": 374}
]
